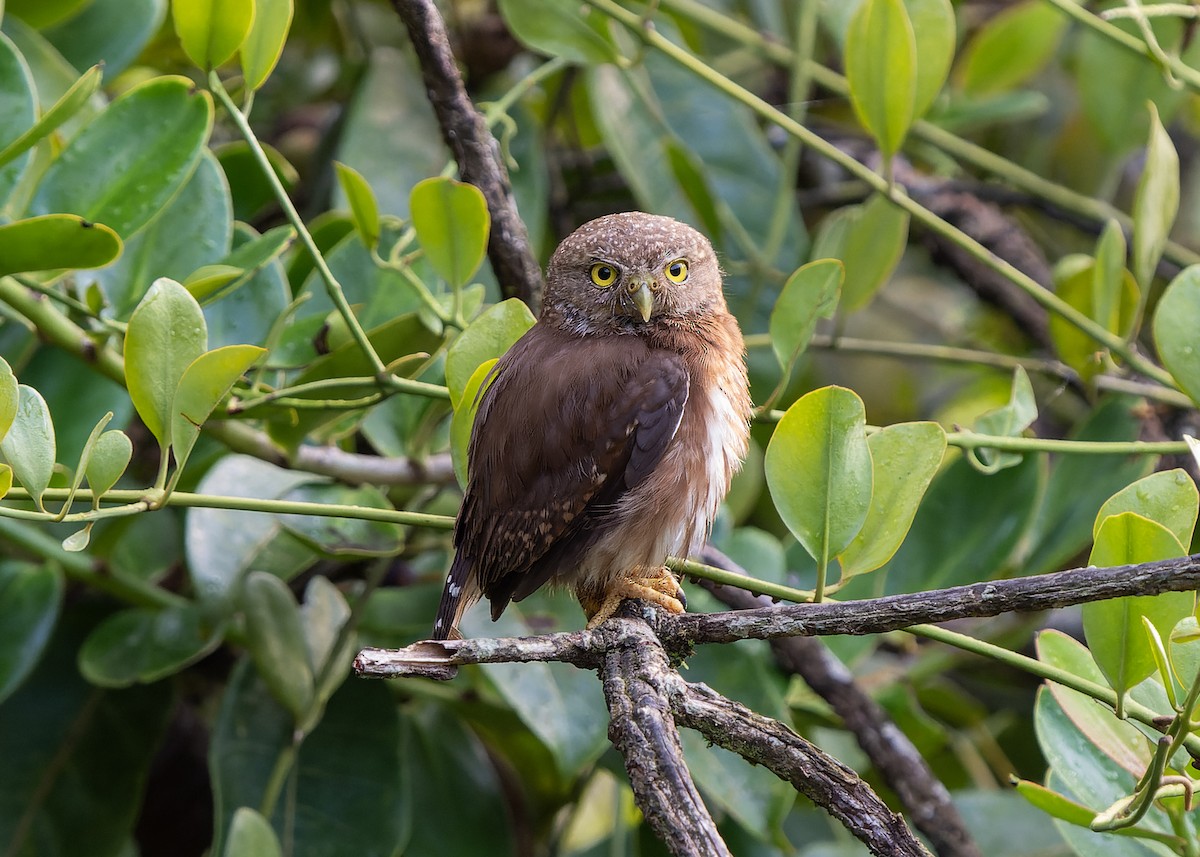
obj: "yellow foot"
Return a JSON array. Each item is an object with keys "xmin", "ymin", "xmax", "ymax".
[{"xmin": 584, "ymin": 567, "xmax": 686, "ymax": 629}]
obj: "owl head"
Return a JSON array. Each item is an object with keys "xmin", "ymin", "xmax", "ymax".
[{"xmin": 542, "ymin": 212, "xmax": 724, "ymax": 334}]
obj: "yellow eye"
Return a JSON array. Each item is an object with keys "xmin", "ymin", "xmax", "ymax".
[
  {"xmin": 590, "ymin": 263, "xmax": 618, "ymax": 288},
  {"xmin": 665, "ymin": 259, "xmax": 689, "ymax": 283}
]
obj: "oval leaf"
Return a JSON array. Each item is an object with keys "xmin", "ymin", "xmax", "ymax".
[
  {"xmin": 0, "ymin": 385, "xmax": 56, "ymax": 511},
  {"xmin": 85, "ymin": 430, "xmax": 134, "ymax": 498},
  {"xmin": 1153, "ymin": 265, "xmax": 1200, "ymax": 406},
  {"xmin": 1081, "ymin": 512, "xmax": 1193, "ymax": 711},
  {"xmin": 906, "ymin": 0, "xmax": 955, "ymax": 119},
  {"xmin": 334, "ymin": 161, "xmax": 380, "ymax": 249},
  {"xmin": 845, "ymin": 0, "xmax": 917, "ymax": 158},
  {"xmin": 1132, "ymin": 102, "xmax": 1179, "ymax": 293},
  {"xmin": 839, "ymin": 421, "xmax": 947, "ymax": 578},
  {"xmin": 172, "ymin": 0, "xmax": 256, "ymax": 70},
  {"xmin": 409, "ymin": 176, "xmax": 490, "ymax": 289},
  {"xmin": 242, "ymin": 570, "xmax": 315, "ymax": 720},
  {"xmin": 497, "ymin": 0, "xmax": 616, "ymax": 63},
  {"xmin": 0, "ymin": 215, "xmax": 122, "ymax": 277},
  {"xmin": 957, "ymin": 1, "xmax": 1066, "ymax": 96},
  {"xmin": 170, "ymin": 344, "xmax": 266, "ymax": 474},
  {"xmin": 444, "ymin": 298, "xmax": 535, "ymax": 408},
  {"xmin": 125, "ymin": 278, "xmax": 209, "ymax": 449},
  {"xmin": 241, "ymin": 0, "xmax": 292, "ymax": 90},
  {"xmin": 0, "ymin": 563, "xmax": 63, "ymax": 705},
  {"xmin": 31, "ymin": 75, "xmax": 212, "ymax": 239},
  {"xmin": 79, "ymin": 604, "xmax": 225, "ymax": 687},
  {"xmin": 1094, "ymin": 468, "xmax": 1198, "ymax": 548},
  {"xmin": 769, "ymin": 259, "xmax": 843, "ymax": 372},
  {"xmin": 0, "ymin": 29, "xmax": 38, "ymax": 197},
  {"xmin": 0, "ymin": 357, "xmax": 18, "ymax": 443},
  {"xmin": 840, "ymin": 194, "xmax": 909, "ymax": 312},
  {"xmin": 224, "ymin": 807, "xmax": 282, "ymax": 857},
  {"xmin": 0, "ymin": 62, "xmax": 102, "ymax": 173},
  {"xmin": 765, "ymin": 386, "xmax": 873, "ymax": 567}
]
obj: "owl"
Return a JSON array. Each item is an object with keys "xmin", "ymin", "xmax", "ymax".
[{"xmin": 432, "ymin": 212, "xmax": 752, "ymax": 640}]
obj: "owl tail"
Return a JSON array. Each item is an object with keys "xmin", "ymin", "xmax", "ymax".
[{"xmin": 431, "ymin": 553, "xmax": 478, "ymax": 641}]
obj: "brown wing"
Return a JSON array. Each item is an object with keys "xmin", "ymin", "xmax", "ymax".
[{"xmin": 436, "ymin": 324, "xmax": 689, "ymax": 634}]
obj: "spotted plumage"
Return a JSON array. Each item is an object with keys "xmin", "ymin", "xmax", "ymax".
[{"xmin": 432, "ymin": 212, "xmax": 752, "ymax": 640}]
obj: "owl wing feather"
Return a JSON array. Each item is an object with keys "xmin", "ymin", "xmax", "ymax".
[{"xmin": 431, "ymin": 325, "xmax": 688, "ymax": 638}]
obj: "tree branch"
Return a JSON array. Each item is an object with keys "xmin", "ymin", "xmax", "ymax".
[
  {"xmin": 669, "ymin": 679, "xmax": 932, "ymax": 857},
  {"xmin": 355, "ymin": 554, "xmax": 1200, "ymax": 677},
  {"xmin": 390, "ymin": 0, "xmax": 544, "ymax": 310},
  {"xmin": 599, "ymin": 616, "xmax": 731, "ymax": 856},
  {"xmin": 699, "ymin": 550, "xmax": 980, "ymax": 857}
]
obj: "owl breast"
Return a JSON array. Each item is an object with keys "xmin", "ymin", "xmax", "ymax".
[{"xmin": 572, "ymin": 313, "xmax": 752, "ymax": 598}]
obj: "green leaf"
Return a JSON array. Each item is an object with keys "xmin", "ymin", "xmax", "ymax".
[
  {"xmin": 94, "ymin": 149, "xmax": 232, "ymax": 320},
  {"xmin": 0, "ymin": 385, "xmax": 56, "ymax": 512},
  {"xmin": 240, "ymin": 0, "xmax": 292, "ymax": 90},
  {"xmin": 334, "ymin": 160, "xmax": 380, "ymax": 249},
  {"xmin": 225, "ymin": 808, "xmax": 282, "ymax": 857},
  {"xmin": 5, "ymin": 0, "xmax": 89, "ymax": 28},
  {"xmin": 186, "ymin": 455, "xmax": 315, "ymax": 602},
  {"xmin": 203, "ymin": 223, "xmax": 292, "ymax": 351},
  {"xmin": 445, "ymin": 298, "xmax": 535, "ymax": 408},
  {"xmin": 277, "ymin": 481, "xmax": 404, "ymax": 558},
  {"xmin": 905, "ymin": 0, "xmax": 955, "ymax": 119},
  {"xmin": 957, "ymin": 1, "xmax": 1067, "ymax": 96},
  {"xmin": 409, "ymin": 176, "xmax": 491, "ymax": 289},
  {"xmin": 299, "ymin": 575, "xmax": 353, "ymax": 713},
  {"xmin": 170, "ymin": 344, "xmax": 265, "ymax": 474},
  {"xmin": 1095, "ymin": 469, "xmax": 1198, "ymax": 548},
  {"xmin": 765, "ymin": 386, "xmax": 873, "ymax": 568},
  {"xmin": 171, "ymin": 0, "xmax": 256, "ymax": 70},
  {"xmin": 1036, "ymin": 630, "xmax": 1151, "ymax": 779},
  {"xmin": 1169, "ymin": 616, "xmax": 1200, "ymax": 690},
  {"xmin": 1049, "ymin": 256, "xmax": 1139, "ymax": 382},
  {"xmin": 78, "ymin": 604, "xmax": 225, "ymax": 687},
  {"xmin": 0, "ymin": 31, "xmax": 38, "ymax": 198},
  {"xmin": 41, "ymin": 0, "xmax": 166, "ymax": 81},
  {"xmin": 0, "ymin": 608, "xmax": 173, "ymax": 857},
  {"xmin": 844, "ymin": 0, "xmax": 916, "ymax": 159},
  {"xmin": 0, "ymin": 563, "xmax": 62, "ymax": 705},
  {"xmin": 31, "ymin": 75, "xmax": 212, "ymax": 239},
  {"xmin": 1093, "ymin": 220, "xmax": 1128, "ymax": 335},
  {"xmin": 0, "ymin": 357, "xmax": 17, "ymax": 443},
  {"xmin": 0, "ymin": 214, "xmax": 121, "ymax": 276},
  {"xmin": 0, "ymin": 465, "xmax": 11, "ymax": 500},
  {"xmin": 1153, "ymin": 265, "xmax": 1200, "ymax": 405},
  {"xmin": 840, "ymin": 194, "xmax": 909, "ymax": 311},
  {"xmin": 769, "ymin": 259, "xmax": 843, "ymax": 373},
  {"xmin": 1013, "ymin": 778, "xmax": 1109, "ymax": 829},
  {"xmin": 242, "ymin": 570, "xmax": 314, "ymax": 720},
  {"xmin": 1081, "ymin": 512, "xmax": 1193, "ymax": 712},
  {"xmin": 497, "ymin": 0, "xmax": 616, "ymax": 63},
  {"xmin": 125, "ymin": 277, "xmax": 209, "ymax": 449},
  {"xmin": 185, "ymin": 264, "xmax": 244, "ymax": 302},
  {"xmin": 451, "ymin": 358, "xmax": 498, "ymax": 488},
  {"xmin": 214, "ymin": 139, "xmax": 298, "ymax": 222},
  {"xmin": 1132, "ymin": 102, "xmax": 1179, "ymax": 293},
  {"xmin": 970, "ymin": 367, "xmax": 1037, "ymax": 472},
  {"xmin": 210, "ymin": 663, "xmax": 403, "ymax": 857},
  {"xmin": 839, "ymin": 421, "xmax": 946, "ymax": 579}
]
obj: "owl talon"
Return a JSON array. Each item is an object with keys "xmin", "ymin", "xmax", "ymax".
[{"xmin": 583, "ymin": 568, "xmax": 687, "ymax": 629}]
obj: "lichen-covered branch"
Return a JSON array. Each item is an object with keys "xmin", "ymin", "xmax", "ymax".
[
  {"xmin": 699, "ymin": 549, "xmax": 980, "ymax": 857},
  {"xmin": 670, "ymin": 679, "xmax": 932, "ymax": 857},
  {"xmin": 390, "ymin": 0, "xmax": 544, "ymax": 310},
  {"xmin": 599, "ymin": 617, "xmax": 731, "ymax": 857}
]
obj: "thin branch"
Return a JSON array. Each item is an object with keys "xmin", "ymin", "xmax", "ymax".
[
  {"xmin": 669, "ymin": 680, "xmax": 932, "ymax": 857},
  {"xmin": 598, "ymin": 616, "xmax": 731, "ymax": 857},
  {"xmin": 699, "ymin": 549, "xmax": 980, "ymax": 857},
  {"xmin": 390, "ymin": 0, "xmax": 544, "ymax": 310},
  {"xmin": 354, "ymin": 554, "xmax": 1200, "ymax": 677}
]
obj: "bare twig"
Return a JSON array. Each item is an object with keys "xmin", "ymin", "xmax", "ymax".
[
  {"xmin": 355, "ymin": 554, "xmax": 1200, "ymax": 677},
  {"xmin": 599, "ymin": 616, "xmax": 731, "ymax": 857},
  {"xmin": 699, "ymin": 549, "xmax": 981, "ymax": 857},
  {"xmin": 390, "ymin": 0, "xmax": 545, "ymax": 310},
  {"xmin": 670, "ymin": 680, "xmax": 932, "ymax": 857}
]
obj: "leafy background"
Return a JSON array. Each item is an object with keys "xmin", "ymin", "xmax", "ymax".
[{"xmin": 2, "ymin": 0, "xmax": 1200, "ymax": 855}]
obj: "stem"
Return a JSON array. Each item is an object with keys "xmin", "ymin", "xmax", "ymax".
[
  {"xmin": 482, "ymin": 56, "xmax": 570, "ymax": 126},
  {"xmin": 259, "ymin": 741, "xmax": 298, "ymax": 819},
  {"xmin": 208, "ymin": 72, "xmax": 388, "ymax": 377}
]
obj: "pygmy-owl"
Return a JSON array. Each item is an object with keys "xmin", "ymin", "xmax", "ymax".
[{"xmin": 432, "ymin": 212, "xmax": 752, "ymax": 640}]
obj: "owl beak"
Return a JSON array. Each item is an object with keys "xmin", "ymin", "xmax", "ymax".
[{"xmin": 626, "ymin": 279, "xmax": 654, "ymax": 322}]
